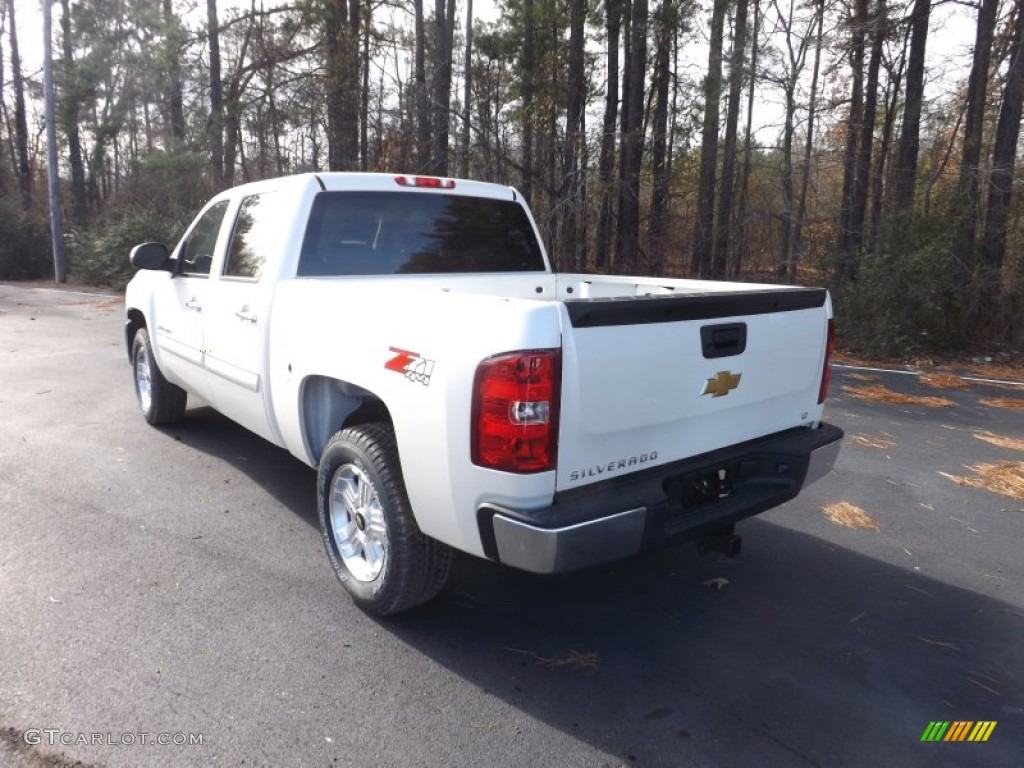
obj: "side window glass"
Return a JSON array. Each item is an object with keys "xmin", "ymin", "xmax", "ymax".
[
  {"xmin": 225, "ymin": 193, "xmax": 278, "ymax": 280},
  {"xmin": 180, "ymin": 201, "xmax": 229, "ymax": 276}
]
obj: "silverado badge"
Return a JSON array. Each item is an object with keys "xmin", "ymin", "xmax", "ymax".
[{"xmin": 702, "ymin": 371, "xmax": 742, "ymax": 398}]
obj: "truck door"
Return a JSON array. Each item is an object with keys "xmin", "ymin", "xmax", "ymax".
[
  {"xmin": 152, "ymin": 200, "xmax": 230, "ymax": 392},
  {"xmin": 201, "ymin": 192, "xmax": 283, "ymax": 444}
]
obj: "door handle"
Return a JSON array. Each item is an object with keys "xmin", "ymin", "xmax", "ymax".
[
  {"xmin": 184, "ymin": 297, "xmax": 202, "ymax": 312},
  {"xmin": 235, "ymin": 307, "xmax": 257, "ymax": 324}
]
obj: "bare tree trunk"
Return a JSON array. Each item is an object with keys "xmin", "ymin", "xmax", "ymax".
[
  {"xmin": 7, "ymin": 0, "xmax": 31, "ymax": 209},
  {"xmin": 460, "ymin": 0, "xmax": 474, "ymax": 177},
  {"xmin": 429, "ymin": 0, "xmax": 456, "ymax": 175},
  {"xmin": 59, "ymin": 0, "xmax": 87, "ymax": 222},
  {"xmin": 981, "ymin": 0, "xmax": 1024, "ymax": 277},
  {"xmin": 735, "ymin": 0, "xmax": 760, "ymax": 278},
  {"xmin": 648, "ymin": 2, "xmax": 675, "ymax": 275},
  {"xmin": 691, "ymin": 0, "xmax": 728, "ymax": 277},
  {"xmin": 952, "ymin": 0, "xmax": 998, "ymax": 269},
  {"xmin": 221, "ymin": 19, "xmax": 254, "ymax": 186},
  {"xmin": 360, "ymin": 6, "xmax": 370, "ymax": 171},
  {"xmin": 559, "ymin": 0, "xmax": 587, "ymax": 272},
  {"xmin": 207, "ymin": 0, "xmax": 224, "ymax": 186},
  {"xmin": 837, "ymin": 0, "xmax": 867, "ymax": 275},
  {"xmin": 713, "ymin": 0, "xmax": 749, "ymax": 280},
  {"xmin": 521, "ymin": 0, "xmax": 536, "ymax": 203},
  {"xmin": 324, "ymin": 0, "xmax": 360, "ymax": 171},
  {"xmin": 892, "ymin": 0, "xmax": 929, "ymax": 212},
  {"xmin": 615, "ymin": 0, "xmax": 648, "ymax": 274},
  {"xmin": 595, "ymin": 0, "xmax": 623, "ymax": 270},
  {"xmin": 413, "ymin": 0, "xmax": 430, "ymax": 170},
  {"xmin": 791, "ymin": 0, "xmax": 824, "ymax": 279},
  {"xmin": 848, "ymin": 0, "xmax": 885, "ymax": 254},
  {"xmin": 869, "ymin": 48, "xmax": 904, "ymax": 247},
  {"xmin": 0, "ymin": 13, "xmax": 6, "ymax": 197},
  {"xmin": 163, "ymin": 0, "xmax": 185, "ymax": 145}
]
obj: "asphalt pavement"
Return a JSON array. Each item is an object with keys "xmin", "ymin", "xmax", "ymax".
[{"xmin": 1, "ymin": 284, "xmax": 1022, "ymax": 768}]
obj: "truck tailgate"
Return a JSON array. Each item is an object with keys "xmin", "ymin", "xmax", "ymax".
[{"xmin": 556, "ymin": 288, "xmax": 830, "ymax": 492}]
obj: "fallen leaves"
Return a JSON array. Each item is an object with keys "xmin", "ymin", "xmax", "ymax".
[
  {"xmin": 504, "ymin": 647, "xmax": 601, "ymax": 671},
  {"xmin": 841, "ymin": 384, "xmax": 955, "ymax": 408},
  {"xmin": 919, "ymin": 372, "xmax": 971, "ymax": 390},
  {"xmin": 939, "ymin": 462, "xmax": 1024, "ymax": 500},
  {"xmin": 973, "ymin": 432, "xmax": 1024, "ymax": 452},
  {"xmin": 822, "ymin": 501, "xmax": 881, "ymax": 530},
  {"xmin": 845, "ymin": 372, "xmax": 880, "ymax": 382},
  {"xmin": 979, "ymin": 396, "xmax": 1024, "ymax": 410},
  {"xmin": 963, "ymin": 361, "xmax": 1024, "ymax": 381},
  {"xmin": 848, "ymin": 433, "xmax": 896, "ymax": 450}
]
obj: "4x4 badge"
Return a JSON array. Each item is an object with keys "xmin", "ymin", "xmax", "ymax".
[
  {"xmin": 385, "ymin": 347, "xmax": 435, "ymax": 386},
  {"xmin": 702, "ymin": 371, "xmax": 742, "ymax": 397}
]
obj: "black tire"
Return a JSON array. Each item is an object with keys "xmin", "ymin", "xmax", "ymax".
[
  {"xmin": 317, "ymin": 423, "xmax": 452, "ymax": 615},
  {"xmin": 132, "ymin": 327, "xmax": 187, "ymax": 426}
]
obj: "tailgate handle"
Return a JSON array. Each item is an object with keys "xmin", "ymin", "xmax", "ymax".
[{"xmin": 701, "ymin": 323, "xmax": 747, "ymax": 359}]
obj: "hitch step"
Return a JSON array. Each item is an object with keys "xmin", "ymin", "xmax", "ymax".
[{"xmin": 696, "ymin": 527, "xmax": 742, "ymax": 558}]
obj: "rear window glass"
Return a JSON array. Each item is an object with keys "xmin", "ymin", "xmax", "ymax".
[{"xmin": 297, "ymin": 191, "xmax": 545, "ymax": 276}]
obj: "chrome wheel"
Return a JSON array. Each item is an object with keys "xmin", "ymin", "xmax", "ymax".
[
  {"xmin": 329, "ymin": 464, "xmax": 388, "ymax": 582},
  {"xmin": 135, "ymin": 341, "xmax": 153, "ymax": 415}
]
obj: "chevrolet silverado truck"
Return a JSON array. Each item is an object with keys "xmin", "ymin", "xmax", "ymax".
[{"xmin": 124, "ymin": 172, "xmax": 843, "ymax": 614}]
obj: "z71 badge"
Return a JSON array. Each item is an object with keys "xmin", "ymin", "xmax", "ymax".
[{"xmin": 385, "ymin": 347, "xmax": 435, "ymax": 386}]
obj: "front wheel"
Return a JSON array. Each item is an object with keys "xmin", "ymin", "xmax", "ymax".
[
  {"xmin": 132, "ymin": 328, "xmax": 187, "ymax": 425},
  {"xmin": 317, "ymin": 423, "xmax": 452, "ymax": 615}
]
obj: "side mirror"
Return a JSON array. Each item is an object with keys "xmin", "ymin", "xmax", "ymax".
[{"xmin": 130, "ymin": 242, "xmax": 170, "ymax": 271}]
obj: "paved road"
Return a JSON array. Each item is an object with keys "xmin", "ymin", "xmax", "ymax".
[{"xmin": 1, "ymin": 284, "xmax": 1022, "ymax": 768}]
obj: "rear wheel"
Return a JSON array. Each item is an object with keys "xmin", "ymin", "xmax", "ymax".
[
  {"xmin": 317, "ymin": 423, "xmax": 452, "ymax": 615},
  {"xmin": 132, "ymin": 328, "xmax": 187, "ymax": 425}
]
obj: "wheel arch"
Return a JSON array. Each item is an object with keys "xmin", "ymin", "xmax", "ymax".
[
  {"xmin": 125, "ymin": 308, "xmax": 147, "ymax": 361},
  {"xmin": 301, "ymin": 375, "xmax": 394, "ymax": 464}
]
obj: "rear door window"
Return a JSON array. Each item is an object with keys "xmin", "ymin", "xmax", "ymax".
[
  {"xmin": 224, "ymin": 193, "xmax": 279, "ymax": 280},
  {"xmin": 297, "ymin": 191, "xmax": 545, "ymax": 276}
]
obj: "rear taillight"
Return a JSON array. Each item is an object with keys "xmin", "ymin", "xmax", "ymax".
[
  {"xmin": 472, "ymin": 350, "xmax": 561, "ymax": 473},
  {"xmin": 818, "ymin": 318, "xmax": 836, "ymax": 404}
]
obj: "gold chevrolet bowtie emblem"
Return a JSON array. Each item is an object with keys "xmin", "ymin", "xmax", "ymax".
[{"xmin": 702, "ymin": 371, "xmax": 742, "ymax": 397}]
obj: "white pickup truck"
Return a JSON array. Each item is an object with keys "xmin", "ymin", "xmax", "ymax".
[{"xmin": 125, "ymin": 172, "xmax": 842, "ymax": 614}]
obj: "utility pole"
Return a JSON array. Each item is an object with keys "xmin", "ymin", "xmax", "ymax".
[{"xmin": 43, "ymin": 0, "xmax": 67, "ymax": 283}]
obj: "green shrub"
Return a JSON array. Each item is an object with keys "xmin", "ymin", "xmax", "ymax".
[
  {"xmin": 69, "ymin": 205, "xmax": 191, "ymax": 290},
  {"xmin": 68, "ymin": 151, "xmax": 207, "ymax": 289},
  {"xmin": 0, "ymin": 199, "xmax": 53, "ymax": 280},
  {"xmin": 829, "ymin": 217, "xmax": 966, "ymax": 359}
]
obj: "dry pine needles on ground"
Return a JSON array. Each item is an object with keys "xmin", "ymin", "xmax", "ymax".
[
  {"xmin": 841, "ymin": 384, "xmax": 955, "ymax": 408},
  {"xmin": 939, "ymin": 462, "xmax": 1024, "ymax": 500},
  {"xmin": 822, "ymin": 502, "xmax": 881, "ymax": 530},
  {"xmin": 974, "ymin": 433, "xmax": 1024, "ymax": 452}
]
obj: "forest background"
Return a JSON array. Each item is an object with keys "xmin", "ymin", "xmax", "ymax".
[{"xmin": 0, "ymin": 0, "xmax": 1021, "ymax": 359}]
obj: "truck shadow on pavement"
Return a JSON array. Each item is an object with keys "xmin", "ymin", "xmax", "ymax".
[
  {"xmin": 165, "ymin": 402, "xmax": 1022, "ymax": 767},
  {"xmin": 382, "ymin": 521, "xmax": 1023, "ymax": 767},
  {"xmin": 166, "ymin": 403, "xmax": 319, "ymax": 527}
]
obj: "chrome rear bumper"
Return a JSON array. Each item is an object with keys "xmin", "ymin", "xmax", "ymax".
[{"xmin": 480, "ymin": 422, "xmax": 844, "ymax": 574}]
